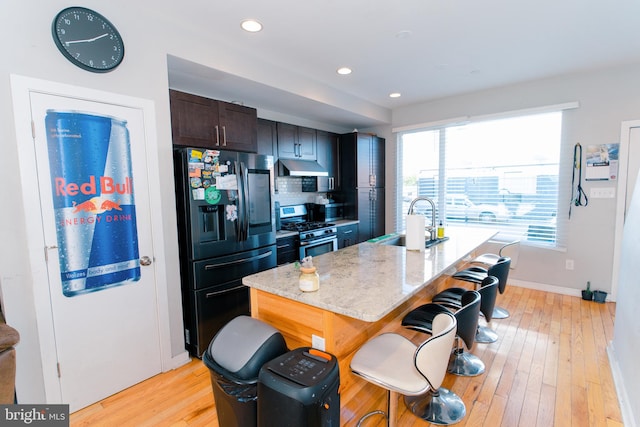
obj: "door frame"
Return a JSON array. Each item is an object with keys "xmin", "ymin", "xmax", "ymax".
[
  {"xmin": 9, "ymin": 74, "xmax": 182, "ymax": 403},
  {"xmin": 611, "ymin": 119, "xmax": 640, "ymax": 301}
]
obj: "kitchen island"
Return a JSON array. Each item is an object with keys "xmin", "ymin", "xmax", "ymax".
[{"xmin": 243, "ymin": 227, "xmax": 496, "ymax": 425}]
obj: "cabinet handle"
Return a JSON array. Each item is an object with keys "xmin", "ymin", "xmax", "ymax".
[
  {"xmin": 206, "ymin": 285, "xmax": 246, "ymax": 298},
  {"xmin": 343, "ymin": 230, "xmax": 353, "ymax": 234},
  {"xmin": 222, "ymin": 125, "xmax": 227, "ymax": 146},
  {"xmin": 329, "ymin": 177, "xmax": 334, "ymax": 190},
  {"xmin": 215, "ymin": 125, "xmax": 220, "ymax": 146}
]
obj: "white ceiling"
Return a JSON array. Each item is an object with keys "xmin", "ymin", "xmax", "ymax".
[{"xmin": 165, "ymin": 0, "xmax": 640, "ymax": 129}]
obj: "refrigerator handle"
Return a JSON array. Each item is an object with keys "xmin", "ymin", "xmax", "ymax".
[
  {"xmin": 241, "ymin": 161, "xmax": 250, "ymax": 240},
  {"xmin": 234, "ymin": 161, "xmax": 245, "ymax": 241}
]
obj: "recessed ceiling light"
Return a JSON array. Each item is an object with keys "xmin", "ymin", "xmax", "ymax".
[
  {"xmin": 337, "ymin": 67, "xmax": 352, "ymax": 75},
  {"xmin": 241, "ymin": 19, "xmax": 263, "ymax": 32},
  {"xmin": 395, "ymin": 30, "xmax": 412, "ymax": 39},
  {"xmin": 389, "ymin": 92, "xmax": 401, "ymax": 98}
]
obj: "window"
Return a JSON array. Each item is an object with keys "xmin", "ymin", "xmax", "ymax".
[{"xmin": 398, "ymin": 110, "xmax": 564, "ymax": 246}]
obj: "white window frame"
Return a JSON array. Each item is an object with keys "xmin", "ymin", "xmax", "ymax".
[{"xmin": 393, "ymin": 102, "xmax": 579, "ymax": 248}]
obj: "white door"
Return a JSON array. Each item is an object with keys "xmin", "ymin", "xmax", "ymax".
[{"xmin": 29, "ymin": 92, "xmax": 162, "ymax": 411}]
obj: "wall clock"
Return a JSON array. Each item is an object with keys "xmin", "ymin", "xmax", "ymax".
[{"xmin": 52, "ymin": 7, "xmax": 125, "ymax": 73}]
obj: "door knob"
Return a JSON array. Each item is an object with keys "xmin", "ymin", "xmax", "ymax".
[{"xmin": 140, "ymin": 256, "xmax": 153, "ymax": 266}]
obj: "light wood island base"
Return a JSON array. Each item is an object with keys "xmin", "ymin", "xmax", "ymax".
[
  {"xmin": 250, "ymin": 269, "xmax": 458, "ymax": 426},
  {"xmin": 244, "ymin": 229, "xmax": 497, "ymax": 425}
]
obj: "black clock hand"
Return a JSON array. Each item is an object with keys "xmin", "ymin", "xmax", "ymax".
[{"xmin": 65, "ymin": 33, "xmax": 109, "ymax": 46}]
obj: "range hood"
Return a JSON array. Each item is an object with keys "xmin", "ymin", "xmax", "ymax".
[{"xmin": 278, "ymin": 158, "xmax": 328, "ymax": 177}]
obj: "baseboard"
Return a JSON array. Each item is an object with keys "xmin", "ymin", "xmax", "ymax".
[
  {"xmin": 607, "ymin": 343, "xmax": 637, "ymax": 427},
  {"xmin": 164, "ymin": 350, "xmax": 191, "ymax": 372},
  {"xmin": 509, "ymin": 279, "xmax": 614, "ymax": 302}
]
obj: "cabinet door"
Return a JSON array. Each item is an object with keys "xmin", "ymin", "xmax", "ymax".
[
  {"xmin": 371, "ymin": 136, "xmax": 385, "ymax": 188},
  {"xmin": 355, "ymin": 134, "xmax": 385, "ymax": 188},
  {"xmin": 356, "ymin": 188, "xmax": 385, "ymax": 242},
  {"xmin": 276, "ymin": 236, "xmax": 299, "ymax": 265},
  {"xmin": 317, "ymin": 131, "xmax": 340, "ymax": 192},
  {"xmin": 257, "ymin": 118, "xmax": 277, "ymax": 158},
  {"xmin": 356, "ymin": 134, "xmax": 373, "ymax": 187},
  {"xmin": 371, "ymin": 188, "xmax": 386, "ymax": 239},
  {"xmin": 277, "ymin": 123, "xmax": 317, "ymax": 160},
  {"xmin": 337, "ymin": 224, "xmax": 358, "ymax": 249},
  {"xmin": 297, "ymin": 126, "xmax": 317, "ymax": 160},
  {"xmin": 170, "ymin": 90, "xmax": 219, "ymax": 148},
  {"xmin": 218, "ymin": 101, "xmax": 257, "ymax": 152},
  {"xmin": 277, "ymin": 122, "xmax": 298, "ymax": 158}
]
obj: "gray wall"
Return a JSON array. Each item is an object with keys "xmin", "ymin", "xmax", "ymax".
[{"xmin": 391, "ymin": 64, "xmax": 640, "ymax": 295}]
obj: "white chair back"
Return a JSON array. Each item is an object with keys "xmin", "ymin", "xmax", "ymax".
[{"xmin": 414, "ymin": 312, "xmax": 456, "ymax": 391}]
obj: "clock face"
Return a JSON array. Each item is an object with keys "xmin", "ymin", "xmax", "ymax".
[{"xmin": 52, "ymin": 7, "xmax": 124, "ymax": 73}]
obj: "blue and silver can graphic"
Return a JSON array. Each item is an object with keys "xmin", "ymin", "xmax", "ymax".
[{"xmin": 45, "ymin": 110, "xmax": 140, "ymax": 297}]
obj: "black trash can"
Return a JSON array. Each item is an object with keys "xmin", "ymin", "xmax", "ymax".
[
  {"xmin": 202, "ymin": 315, "xmax": 288, "ymax": 427},
  {"xmin": 257, "ymin": 347, "xmax": 340, "ymax": 427}
]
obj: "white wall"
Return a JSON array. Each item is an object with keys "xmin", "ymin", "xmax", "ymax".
[
  {"xmin": 0, "ymin": 1, "xmax": 185, "ymax": 403},
  {"xmin": 0, "ymin": 0, "xmax": 374, "ymax": 403},
  {"xmin": 611, "ymin": 168, "xmax": 640, "ymax": 427},
  {"xmin": 392, "ymin": 64, "xmax": 640, "ymax": 295}
]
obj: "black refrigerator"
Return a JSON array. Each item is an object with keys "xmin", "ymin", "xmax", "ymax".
[{"xmin": 174, "ymin": 147, "xmax": 277, "ymax": 357}]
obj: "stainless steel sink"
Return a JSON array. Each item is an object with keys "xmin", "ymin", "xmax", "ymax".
[{"xmin": 379, "ymin": 235, "xmax": 449, "ymax": 248}]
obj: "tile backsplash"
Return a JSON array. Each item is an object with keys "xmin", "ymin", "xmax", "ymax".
[{"xmin": 275, "ymin": 176, "xmax": 320, "ymax": 206}]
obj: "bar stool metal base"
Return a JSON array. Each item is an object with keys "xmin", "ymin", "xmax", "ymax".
[
  {"xmin": 448, "ymin": 348, "xmax": 485, "ymax": 376},
  {"xmin": 356, "ymin": 389, "xmax": 396, "ymax": 427},
  {"xmin": 356, "ymin": 410, "xmax": 387, "ymax": 427},
  {"xmin": 493, "ymin": 306, "xmax": 510, "ymax": 319},
  {"xmin": 404, "ymin": 388, "xmax": 466, "ymax": 425},
  {"xmin": 475, "ymin": 325, "xmax": 498, "ymax": 343}
]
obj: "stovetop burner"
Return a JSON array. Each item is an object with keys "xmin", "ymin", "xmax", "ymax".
[{"xmin": 281, "ymin": 221, "xmax": 335, "ymax": 232}]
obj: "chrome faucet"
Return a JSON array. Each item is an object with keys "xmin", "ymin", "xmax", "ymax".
[{"xmin": 407, "ymin": 197, "xmax": 437, "ymax": 241}]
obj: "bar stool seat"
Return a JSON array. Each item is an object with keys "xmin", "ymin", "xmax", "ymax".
[
  {"xmin": 471, "ymin": 240, "xmax": 519, "ymax": 268},
  {"xmin": 351, "ymin": 312, "xmax": 460, "ymax": 426},
  {"xmin": 433, "ymin": 276, "xmax": 500, "ymax": 343},
  {"xmin": 452, "ymin": 257, "xmax": 511, "ymax": 319},
  {"xmin": 403, "ymin": 291, "xmax": 484, "ymax": 379}
]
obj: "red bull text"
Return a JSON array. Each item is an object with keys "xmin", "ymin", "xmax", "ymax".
[{"xmin": 45, "ymin": 110, "xmax": 140, "ymax": 297}]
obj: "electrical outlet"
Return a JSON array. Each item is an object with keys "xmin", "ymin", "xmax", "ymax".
[
  {"xmin": 566, "ymin": 259, "xmax": 574, "ymax": 270},
  {"xmin": 590, "ymin": 187, "xmax": 616, "ymax": 198},
  {"xmin": 312, "ymin": 334, "xmax": 325, "ymax": 351}
]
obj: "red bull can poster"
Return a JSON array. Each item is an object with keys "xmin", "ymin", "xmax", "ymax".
[{"xmin": 45, "ymin": 110, "xmax": 140, "ymax": 297}]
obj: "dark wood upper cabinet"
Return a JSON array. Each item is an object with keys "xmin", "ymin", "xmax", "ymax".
[
  {"xmin": 256, "ymin": 118, "xmax": 277, "ymax": 158},
  {"xmin": 277, "ymin": 122, "xmax": 317, "ymax": 160},
  {"xmin": 341, "ymin": 132, "xmax": 385, "ymax": 189},
  {"xmin": 169, "ymin": 90, "xmax": 257, "ymax": 152},
  {"xmin": 316, "ymin": 130, "xmax": 340, "ymax": 192}
]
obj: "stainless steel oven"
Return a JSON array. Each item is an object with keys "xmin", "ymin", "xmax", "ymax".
[
  {"xmin": 279, "ymin": 204, "xmax": 339, "ymax": 259},
  {"xmin": 299, "ymin": 231, "xmax": 338, "ymax": 259}
]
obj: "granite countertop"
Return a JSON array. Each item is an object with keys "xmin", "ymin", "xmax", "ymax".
[{"xmin": 244, "ymin": 227, "xmax": 496, "ymax": 322}]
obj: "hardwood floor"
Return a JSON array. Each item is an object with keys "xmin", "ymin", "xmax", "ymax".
[{"xmin": 70, "ymin": 286, "xmax": 623, "ymax": 426}]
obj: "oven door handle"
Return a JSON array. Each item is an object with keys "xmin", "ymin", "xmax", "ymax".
[{"xmin": 299, "ymin": 236, "xmax": 337, "ymax": 247}]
